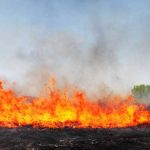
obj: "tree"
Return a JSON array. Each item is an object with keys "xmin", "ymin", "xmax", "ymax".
[{"xmin": 131, "ymin": 84, "xmax": 150, "ymax": 101}]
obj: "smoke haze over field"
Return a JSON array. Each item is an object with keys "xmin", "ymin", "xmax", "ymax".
[{"xmin": 0, "ymin": 0, "xmax": 150, "ymax": 97}]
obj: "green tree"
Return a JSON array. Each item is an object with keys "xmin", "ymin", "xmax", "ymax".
[{"xmin": 132, "ymin": 84, "xmax": 150, "ymax": 101}]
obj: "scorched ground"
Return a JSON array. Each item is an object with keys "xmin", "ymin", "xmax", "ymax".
[{"xmin": 0, "ymin": 79, "xmax": 150, "ymax": 149}]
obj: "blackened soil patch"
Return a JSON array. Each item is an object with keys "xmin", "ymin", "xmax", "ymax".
[{"xmin": 0, "ymin": 126, "xmax": 150, "ymax": 150}]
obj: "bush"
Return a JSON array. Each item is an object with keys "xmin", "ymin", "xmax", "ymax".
[{"xmin": 131, "ymin": 84, "xmax": 150, "ymax": 100}]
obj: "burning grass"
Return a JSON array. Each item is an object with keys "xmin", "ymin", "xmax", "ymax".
[{"xmin": 0, "ymin": 78, "xmax": 150, "ymax": 128}]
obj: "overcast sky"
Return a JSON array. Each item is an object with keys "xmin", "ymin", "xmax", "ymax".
[{"xmin": 0, "ymin": 0, "xmax": 150, "ymax": 96}]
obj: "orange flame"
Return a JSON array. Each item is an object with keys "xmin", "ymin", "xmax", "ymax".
[{"xmin": 0, "ymin": 79, "xmax": 149, "ymax": 128}]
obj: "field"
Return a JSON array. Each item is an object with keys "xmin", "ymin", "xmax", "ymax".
[{"xmin": 0, "ymin": 125, "xmax": 150, "ymax": 150}]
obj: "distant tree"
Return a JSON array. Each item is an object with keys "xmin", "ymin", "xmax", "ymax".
[{"xmin": 131, "ymin": 84, "xmax": 150, "ymax": 100}]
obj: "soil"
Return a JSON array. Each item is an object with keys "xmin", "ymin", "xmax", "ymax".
[{"xmin": 0, "ymin": 125, "xmax": 150, "ymax": 150}]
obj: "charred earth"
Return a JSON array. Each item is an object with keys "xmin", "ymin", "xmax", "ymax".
[{"xmin": 0, "ymin": 125, "xmax": 150, "ymax": 150}]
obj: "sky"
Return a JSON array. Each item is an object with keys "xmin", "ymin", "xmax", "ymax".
[{"xmin": 0, "ymin": 0, "xmax": 150, "ymax": 96}]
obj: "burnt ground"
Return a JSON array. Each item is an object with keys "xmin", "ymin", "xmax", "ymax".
[{"xmin": 0, "ymin": 126, "xmax": 150, "ymax": 150}]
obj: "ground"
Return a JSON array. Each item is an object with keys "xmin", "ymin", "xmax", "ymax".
[{"xmin": 0, "ymin": 126, "xmax": 150, "ymax": 150}]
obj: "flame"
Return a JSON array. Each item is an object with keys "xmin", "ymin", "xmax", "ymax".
[{"xmin": 0, "ymin": 79, "xmax": 149, "ymax": 128}]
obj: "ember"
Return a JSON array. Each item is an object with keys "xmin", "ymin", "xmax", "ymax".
[{"xmin": 0, "ymin": 78, "xmax": 149, "ymax": 128}]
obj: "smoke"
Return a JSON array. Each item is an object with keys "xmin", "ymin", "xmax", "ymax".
[
  {"xmin": 10, "ymin": 27, "xmax": 123, "ymax": 97},
  {"xmin": 13, "ymin": 26, "xmax": 150, "ymax": 98},
  {"xmin": 1, "ymin": 0, "xmax": 150, "ymax": 98}
]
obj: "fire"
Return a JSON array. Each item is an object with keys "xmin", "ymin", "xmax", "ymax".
[{"xmin": 0, "ymin": 79, "xmax": 149, "ymax": 128}]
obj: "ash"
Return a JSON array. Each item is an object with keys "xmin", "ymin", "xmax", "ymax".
[{"xmin": 0, "ymin": 125, "xmax": 150, "ymax": 150}]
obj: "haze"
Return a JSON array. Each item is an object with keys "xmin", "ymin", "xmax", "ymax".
[{"xmin": 0, "ymin": 0, "xmax": 150, "ymax": 97}]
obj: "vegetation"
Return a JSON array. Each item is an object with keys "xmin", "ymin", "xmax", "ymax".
[{"xmin": 131, "ymin": 84, "xmax": 150, "ymax": 100}]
